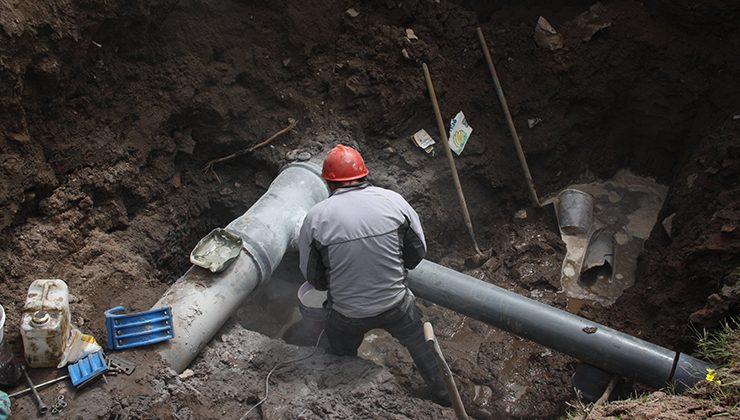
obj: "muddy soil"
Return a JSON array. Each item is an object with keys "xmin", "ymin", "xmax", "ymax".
[{"xmin": 1, "ymin": 0, "xmax": 740, "ymax": 418}]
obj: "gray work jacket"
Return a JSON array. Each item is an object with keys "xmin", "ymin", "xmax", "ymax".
[{"xmin": 298, "ymin": 183, "xmax": 426, "ymax": 318}]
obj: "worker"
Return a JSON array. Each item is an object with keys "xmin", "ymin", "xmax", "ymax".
[{"xmin": 298, "ymin": 144, "xmax": 450, "ymax": 405}]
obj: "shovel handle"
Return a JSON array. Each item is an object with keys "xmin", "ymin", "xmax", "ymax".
[{"xmin": 424, "ymin": 322, "xmax": 435, "ymax": 343}]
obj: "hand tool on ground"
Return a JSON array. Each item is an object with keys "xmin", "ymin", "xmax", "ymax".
[
  {"xmin": 423, "ymin": 322, "xmax": 468, "ymax": 420},
  {"xmin": 8, "ymin": 374, "xmax": 70, "ymax": 398},
  {"xmin": 422, "ymin": 62, "xmax": 483, "ymax": 256},
  {"xmin": 21, "ymin": 365, "xmax": 48, "ymax": 415},
  {"xmin": 476, "ymin": 27, "xmax": 540, "ymax": 208}
]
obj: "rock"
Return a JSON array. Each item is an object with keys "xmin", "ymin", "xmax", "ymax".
[
  {"xmin": 570, "ymin": 3, "xmax": 612, "ymax": 42},
  {"xmin": 178, "ymin": 369, "xmax": 195, "ymax": 379},
  {"xmin": 534, "ymin": 17, "xmax": 563, "ymax": 51},
  {"xmin": 514, "ymin": 209, "xmax": 528, "ymax": 219},
  {"xmin": 662, "ymin": 213, "xmax": 675, "ymax": 238},
  {"xmin": 346, "ymin": 8, "xmax": 359, "ymax": 18}
]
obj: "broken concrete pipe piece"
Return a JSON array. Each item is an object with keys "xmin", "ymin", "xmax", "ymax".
[
  {"xmin": 580, "ymin": 229, "xmax": 615, "ymax": 286},
  {"xmin": 534, "ymin": 16, "xmax": 563, "ymax": 51},
  {"xmin": 406, "ymin": 260, "xmax": 714, "ymax": 391},
  {"xmin": 558, "ymin": 189, "xmax": 594, "ymax": 235},
  {"xmin": 154, "ymin": 162, "xmax": 329, "ymax": 373}
]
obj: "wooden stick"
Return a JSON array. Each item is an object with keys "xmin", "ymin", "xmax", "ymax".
[
  {"xmin": 476, "ymin": 27, "xmax": 540, "ymax": 208},
  {"xmin": 422, "ymin": 63, "xmax": 482, "ymax": 255},
  {"xmin": 202, "ymin": 118, "xmax": 298, "ymax": 173},
  {"xmin": 424, "ymin": 322, "xmax": 468, "ymax": 420}
]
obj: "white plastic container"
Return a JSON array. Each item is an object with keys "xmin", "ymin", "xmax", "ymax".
[{"xmin": 21, "ymin": 279, "xmax": 71, "ymax": 368}]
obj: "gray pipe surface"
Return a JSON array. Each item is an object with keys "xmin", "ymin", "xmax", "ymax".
[
  {"xmin": 155, "ymin": 162, "xmax": 328, "ymax": 372},
  {"xmin": 407, "ymin": 260, "xmax": 713, "ymax": 390}
]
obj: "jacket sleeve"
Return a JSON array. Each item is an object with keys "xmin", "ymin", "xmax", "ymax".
[
  {"xmin": 298, "ymin": 214, "xmax": 329, "ymax": 291},
  {"xmin": 402, "ymin": 205, "xmax": 427, "ymax": 269}
]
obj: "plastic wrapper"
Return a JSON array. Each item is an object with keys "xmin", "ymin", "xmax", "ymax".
[{"xmin": 57, "ymin": 327, "xmax": 102, "ymax": 368}]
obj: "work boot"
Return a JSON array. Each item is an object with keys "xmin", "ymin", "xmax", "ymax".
[{"xmin": 431, "ymin": 387, "xmax": 452, "ymax": 407}]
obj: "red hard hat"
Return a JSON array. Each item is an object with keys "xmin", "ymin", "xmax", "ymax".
[{"xmin": 321, "ymin": 144, "xmax": 369, "ymax": 181}]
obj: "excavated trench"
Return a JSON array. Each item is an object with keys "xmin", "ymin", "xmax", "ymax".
[{"xmin": 2, "ymin": 0, "xmax": 740, "ymax": 418}]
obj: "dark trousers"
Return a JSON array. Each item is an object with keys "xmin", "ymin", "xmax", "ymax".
[{"xmin": 326, "ymin": 293, "xmax": 449, "ymax": 403}]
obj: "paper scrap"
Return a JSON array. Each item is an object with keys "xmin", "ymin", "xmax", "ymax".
[
  {"xmin": 412, "ymin": 129, "xmax": 435, "ymax": 154},
  {"xmin": 448, "ymin": 111, "xmax": 473, "ymax": 156}
]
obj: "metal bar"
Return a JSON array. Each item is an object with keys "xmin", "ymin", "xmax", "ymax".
[
  {"xmin": 422, "ymin": 62, "xmax": 482, "ymax": 255},
  {"xmin": 407, "ymin": 259, "xmax": 713, "ymax": 389},
  {"xmin": 476, "ymin": 27, "xmax": 540, "ymax": 208},
  {"xmin": 9, "ymin": 374, "xmax": 70, "ymax": 398}
]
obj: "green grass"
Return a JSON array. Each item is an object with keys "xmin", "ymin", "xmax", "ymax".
[{"xmin": 695, "ymin": 316, "xmax": 740, "ymax": 366}]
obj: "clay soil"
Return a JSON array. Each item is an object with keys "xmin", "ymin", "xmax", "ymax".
[{"xmin": 1, "ymin": 0, "xmax": 739, "ymax": 418}]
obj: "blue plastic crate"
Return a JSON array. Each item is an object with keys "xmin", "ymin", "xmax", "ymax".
[
  {"xmin": 68, "ymin": 350, "xmax": 108, "ymax": 387},
  {"xmin": 105, "ymin": 306, "xmax": 175, "ymax": 350}
]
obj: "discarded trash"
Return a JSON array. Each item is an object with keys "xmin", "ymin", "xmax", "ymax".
[
  {"xmin": 0, "ymin": 305, "xmax": 21, "ymax": 388},
  {"xmin": 178, "ymin": 369, "xmax": 195, "ymax": 379},
  {"xmin": 405, "ymin": 28, "xmax": 418, "ymax": 40},
  {"xmin": 557, "ymin": 189, "xmax": 594, "ymax": 235},
  {"xmin": 68, "ymin": 350, "xmax": 107, "ymax": 388},
  {"xmin": 190, "ymin": 228, "xmax": 243, "ymax": 273},
  {"xmin": 345, "ymin": 8, "xmax": 359, "ymax": 18},
  {"xmin": 412, "ymin": 129, "xmax": 436, "ymax": 153},
  {"xmin": 448, "ymin": 111, "xmax": 473, "ymax": 156},
  {"xmin": 105, "ymin": 306, "xmax": 174, "ymax": 350},
  {"xmin": 534, "ymin": 16, "xmax": 563, "ymax": 51},
  {"xmin": 514, "ymin": 209, "xmax": 528, "ymax": 220},
  {"xmin": 580, "ymin": 229, "xmax": 615, "ymax": 286},
  {"xmin": 527, "ymin": 117, "xmax": 542, "ymax": 128},
  {"xmin": 733, "ymin": 114, "xmax": 740, "ymax": 120},
  {"xmin": 401, "ymin": 48, "xmax": 410, "ymax": 59},
  {"xmin": 106, "ymin": 353, "xmax": 136, "ymax": 375},
  {"xmin": 21, "ymin": 279, "xmax": 71, "ymax": 368},
  {"xmin": 57, "ymin": 327, "xmax": 102, "ymax": 368}
]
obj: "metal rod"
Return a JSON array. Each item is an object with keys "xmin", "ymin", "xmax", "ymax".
[
  {"xmin": 476, "ymin": 27, "xmax": 540, "ymax": 208},
  {"xmin": 424, "ymin": 322, "xmax": 468, "ymax": 419},
  {"xmin": 21, "ymin": 365, "xmax": 48, "ymax": 414},
  {"xmin": 8, "ymin": 374, "xmax": 70, "ymax": 398},
  {"xmin": 407, "ymin": 260, "xmax": 713, "ymax": 390},
  {"xmin": 422, "ymin": 62, "xmax": 483, "ymax": 255}
]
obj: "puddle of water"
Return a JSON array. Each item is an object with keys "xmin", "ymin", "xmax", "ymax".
[{"xmin": 558, "ymin": 170, "xmax": 668, "ymax": 307}]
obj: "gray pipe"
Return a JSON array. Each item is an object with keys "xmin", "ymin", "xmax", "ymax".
[
  {"xmin": 153, "ymin": 161, "xmax": 711, "ymax": 389},
  {"xmin": 154, "ymin": 162, "xmax": 328, "ymax": 372},
  {"xmin": 407, "ymin": 260, "xmax": 713, "ymax": 390}
]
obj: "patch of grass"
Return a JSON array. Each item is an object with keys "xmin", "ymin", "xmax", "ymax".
[{"xmin": 695, "ymin": 316, "xmax": 740, "ymax": 366}]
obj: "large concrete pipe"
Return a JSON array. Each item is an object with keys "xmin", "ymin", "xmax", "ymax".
[
  {"xmin": 154, "ymin": 162, "xmax": 328, "ymax": 372},
  {"xmin": 407, "ymin": 260, "xmax": 713, "ymax": 390}
]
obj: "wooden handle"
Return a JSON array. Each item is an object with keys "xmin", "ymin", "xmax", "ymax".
[{"xmin": 423, "ymin": 321, "xmax": 435, "ymax": 343}]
